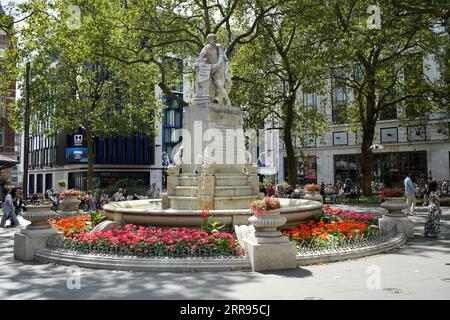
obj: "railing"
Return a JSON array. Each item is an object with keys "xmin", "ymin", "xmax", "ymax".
[
  {"xmin": 294, "ymin": 225, "xmax": 397, "ymax": 255},
  {"xmin": 46, "ymin": 235, "xmax": 245, "ymax": 259}
]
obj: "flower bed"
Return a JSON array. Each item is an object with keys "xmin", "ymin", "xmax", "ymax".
[
  {"xmin": 322, "ymin": 205, "xmax": 377, "ymax": 224},
  {"xmin": 62, "ymin": 225, "xmax": 244, "ymax": 258},
  {"xmin": 50, "ymin": 215, "xmax": 91, "ymax": 237},
  {"xmin": 304, "ymin": 184, "xmax": 321, "ymax": 192},
  {"xmin": 283, "ymin": 219, "xmax": 379, "ymax": 247},
  {"xmin": 282, "ymin": 206, "xmax": 380, "ymax": 249},
  {"xmin": 380, "ymin": 188, "xmax": 404, "ymax": 199}
]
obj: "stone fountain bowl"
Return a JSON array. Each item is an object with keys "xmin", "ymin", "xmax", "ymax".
[{"xmin": 102, "ymin": 198, "xmax": 322, "ymax": 228}]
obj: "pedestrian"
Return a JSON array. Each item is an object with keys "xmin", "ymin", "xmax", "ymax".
[
  {"xmin": 100, "ymin": 190, "xmax": 109, "ymax": 206},
  {"xmin": 404, "ymin": 171, "xmax": 416, "ymax": 216},
  {"xmin": 123, "ymin": 188, "xmax": 128, "ymax": 200},
  {"xmin": 84, "ymin": 191, "xmax": 96, "ymax": 211},
  {"xmin": 320, "ymin": 182, "xmax": 326, "ymax": 203},
  {"xmin": 13, "ymin": 189, "xmax": 23, "ymax": 219},
  {"xmin": 0, "ymin": 188, "xmax": 21, "ymax": 228},
  {"xmin": 113, "ymin": 188, "xmax": 123, "ymax": 202},
  {"xmin": 424, "ymin": 192, "xmax": 442, "ymax": 238},
  {"xmin": 30, "ymin": 193, "xmax": 39, "ymax": 204}
]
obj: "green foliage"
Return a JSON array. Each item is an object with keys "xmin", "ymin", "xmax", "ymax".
[
  {"xmin": 263, "ymin": 176, "xmax": 276, "ymax": 188},
  {"xmin": 104, "ymin": 185, "xmax": 118, "ymax": 197},
  {"xmin": 57, "ymin": 180, "xmax": 67, "ymax": 188},
  {"xmin": 114, "ymin": 179, "xmax": 134, "ymax": 189},
  {"xmin": 276, "ymin": 182, "xmax": 290, "ymax": 195},
  {"xmin": 126, "ymin": 186, "xmax": 149, "ymax": 197},
  {"xmin": 89, "ymin": 211, "xmax": 105, "ymax": 227}
]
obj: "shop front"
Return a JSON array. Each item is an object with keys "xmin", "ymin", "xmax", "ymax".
[{"xmin": 333, "ymin": 151, "xmax": 428, "ymax": 188}]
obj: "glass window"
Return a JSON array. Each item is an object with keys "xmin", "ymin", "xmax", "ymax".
[
  {"xmin": 283, "ymin": 156, "xmax": 317, "ymax": 184},
  {"xmin": 303, "ymin": 92, "xmax": 317, "ymax": 108},
  {"xmin": 334, "ymin": 151, "xmax": 428, "ymax": 188},
  {"xmin": 379, "ymin": 105, "xmax": 397, "ymax": 120},
  {"xmin": 0, "ymin": 130, "xmax": 3, "ymax": 146},
  {"xmin": 407, "ymin": 126, "xmax": 426, "ymax": 141},
  {"xmin": 380, "ymin": 127, "xmax": 398, "ymax": 144},
  {"xmin": 332, "ymin": 87, "xmax": 347, "ymax": 124}
]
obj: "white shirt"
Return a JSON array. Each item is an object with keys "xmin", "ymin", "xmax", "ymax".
[{"xmin": 2, "ymin": 194, "xmax": 13, "ymax": 212}]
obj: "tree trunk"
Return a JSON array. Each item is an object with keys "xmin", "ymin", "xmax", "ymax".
[
  {"xmin": 283, "ymin": 97, "xmax": 297, "ymax": 187},
  {"xmin": 86, "ymin": 129, "xmax": 94, "ymax": 191},
  {"xmin": 23, "ymin": 62, "xmax": 31, "ymax": 198},
  {"xmin": 360, "ymin": 128, "xmax": 375, "ymax": 196},
  {"xmin": 360, "ymin": 70, "xmax": 377, "ymax": 196}
]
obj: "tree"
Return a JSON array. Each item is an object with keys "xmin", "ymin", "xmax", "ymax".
[
  {"xmin": 6, "ymin": 0, "xmax": 160, "ymax": 190},
  {"xmin": 95, "ymin": 0, "xmax": 282, "ymax": 107},
  {"xmin": 319, "ymin": 0, "xmax": 442, "ymax": 195},
  {"xmin": 231, "ymin": 0, "xmax": 329, "ymax": 186}
]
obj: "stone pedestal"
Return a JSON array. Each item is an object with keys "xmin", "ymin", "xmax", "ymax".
[
  {"xmin": 14, "ymin": 205, "xmax": 61, "ymax": 261},
  {"xmin": 166, "ymin": 103, "xmax": 260, "ymax": 210},
  {"xmin": 243, "ymin": 210, "xmax": 297, "ymax": 271},
  {"xmin": 379, "ymin": 197, "xmax": 414, "ymax": 239},
  {"xmin": 14, "ymin": 230, "xmax": 62, "ymax": 261},
  {"xmin": 379, "ymin": 215, "xmax": 414, "ymax": 238}
]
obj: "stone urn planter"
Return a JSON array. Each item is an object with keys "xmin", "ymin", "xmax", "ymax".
[
  {"xmin": 303, "ymin": 192, "xmax": 322, "ymax": 202},
  {"xmin": 248, "ymin": 209, "xmax": 287, "ymax": 243},
  {"xmin": 380, "ymin": 197, "xmax": 408, "ymax": 215},
  {"xmin": 245, "ymin": 207, "xmax": 297, "ymax": 271},
  {"xmin": 379, "ymin": 197, "xmax": 414, "ymax": 238},
  {"xmin": 22, "ymin": 205, "xmax": 58, "ymax": 234},
  {"xmin": 60, "ymin": 196, "xmax": 81, "ymax": 216}
]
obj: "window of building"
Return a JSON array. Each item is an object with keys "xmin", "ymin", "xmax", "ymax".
[
  {"xmin": 0, "ymin": 129, "xmax": 3, "ymax": 146},
  {"xmin": 331, "ymin": 86, "xmax": 348, "ymax": 124},
  {"xmin": 333, "ymin": 131, "xmax": 348, "ymax": 146},
  {"xmin": 283, "ymin": 156, "xmax": 317, "ymax": 184},
  {"xmin": 379, "ymin": 105, "xmax": 398, "ymax": 121},
  {"xmin": 334, "ymin": 151, "xmax": 427, "ymax": 188},
  {"xmin": 380, "ymin": 127, "xmax": 398, "ymax": 144},
  {"xmin": 404, "ymin": 53, "xmax": 425, "ymax": 118},
  {"xmin": 303, "ymin": 92, "xmax": 317, "ymax": 108},
  {"xmin": 407, "ymin": 125, "xmax": 426, "ymax": 141}
]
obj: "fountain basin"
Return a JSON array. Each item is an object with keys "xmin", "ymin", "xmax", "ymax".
[{"xmin": 102, "ymin": 198, "xmax": 322, "ymax": 228}]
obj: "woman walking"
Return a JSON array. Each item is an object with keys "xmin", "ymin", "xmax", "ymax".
[
  {"xmin": 0, "ymin": 188, "xmax": 21, "ymax": 228},
  {"xmin": 424, "ymin": 193, "xmax": 442, "ymax": 239}
]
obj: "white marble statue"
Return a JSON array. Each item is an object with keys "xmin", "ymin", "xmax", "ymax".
[{"xmin": 195, "ymin": 33, "xmax": 232, "ymax": 105}]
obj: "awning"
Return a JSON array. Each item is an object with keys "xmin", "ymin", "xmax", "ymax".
[{"xmin": 0, "ymin": 154, "xmax": 19, "ymax": 170}]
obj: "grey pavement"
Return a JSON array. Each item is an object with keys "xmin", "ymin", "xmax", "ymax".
[{"xmin": 0, "ymin": 208, "xmax": 449, "ymax": 300}]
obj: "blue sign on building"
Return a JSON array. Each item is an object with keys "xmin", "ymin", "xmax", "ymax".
[{"xmin": 66, "ymin": 148, "xmax": 88, "ymax": 163}]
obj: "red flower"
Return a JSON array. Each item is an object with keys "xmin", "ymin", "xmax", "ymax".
[{"xmin": 201, "ymin": 208, "xmax": 209, "ymax": 219}]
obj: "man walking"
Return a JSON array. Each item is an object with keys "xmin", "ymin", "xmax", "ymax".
[{"xmin": 404, "ymin": 171, "xmax": 416, "ymax": 216}]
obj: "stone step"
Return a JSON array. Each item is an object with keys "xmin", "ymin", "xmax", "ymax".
[
  {"xmin": 214, "ymin": 195, "xmax": 257, "ymax": 210},
  {"xmin": 215, "ymin": 175, "xmax": 249, "ymax": 187},
  {"xmin": 214, "ymin": 186, "xmax": 254, "ymax": 197},
  {"xmin": 169, "ymin": 196, "xmax": 199, "ymax": 210},
  {"xmin": 174, "ymin": 186, "xmax": 198, "ymax": 197},
  {"xmin": 178, "ymin": 176, "xmax": 200, "ymax": 186}
]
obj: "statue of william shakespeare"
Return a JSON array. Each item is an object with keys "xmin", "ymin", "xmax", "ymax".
[{"xmin": 195, "ymin": 33, "xmax": 232, "ymax": 105}]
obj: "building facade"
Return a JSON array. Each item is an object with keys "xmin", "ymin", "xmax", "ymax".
[
  {"xmin": 25, "ymin": 58, "xmax": 190, "ymax": 194},
  {"xmin": 275, "ymin": 57, "xmax": 449, "ymax": 188},
  {"xmin": 0, "ymin": 9, "xmax": 21, "ymax": 193}
]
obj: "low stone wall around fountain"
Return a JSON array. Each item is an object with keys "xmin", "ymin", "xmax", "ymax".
[{"xmin": 102, "ymin": 198, "xmax": 322, "ymax": 228}]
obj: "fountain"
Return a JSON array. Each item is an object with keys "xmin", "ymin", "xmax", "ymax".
[{"xmin": 102, "ymin": 35, "xmax": 322, "ymax": 229}]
